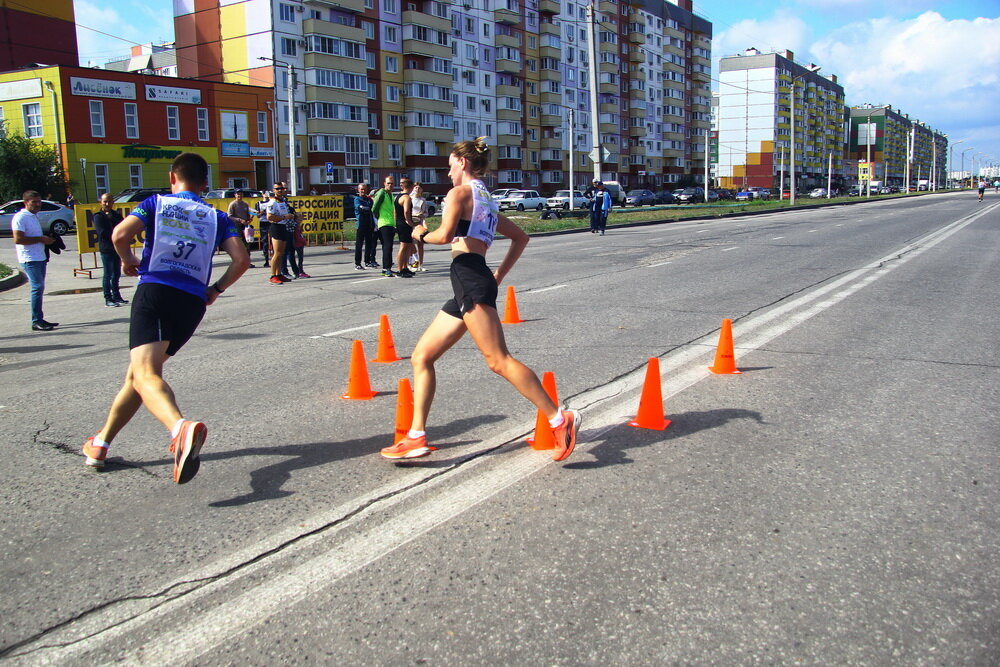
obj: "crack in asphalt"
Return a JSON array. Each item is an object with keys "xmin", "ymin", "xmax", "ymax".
[{"xmin": 33, "ymin": 422, "xmax": 162, "ymax": 479}]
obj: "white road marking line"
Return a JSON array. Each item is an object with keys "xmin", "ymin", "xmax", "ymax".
[
  {"xmin": 808, "ymin": 229, "xmax": 818, "ymax": 233},
  {"xmin": 310, "ymin": 323, "xmax": 379, "ymax": 339},
  {"xmin": 695, "ymin": 229, "xmax": 709, "ymax": 233},
  {"xmin": 772, "ymin": 236, "xmax": 784, "ymax": 240},
  {"xmin": 647, "ymin": 261, "xmax": 672, "ymax": 267},
  {"xmin": 530, "ymin": 284, "xmax": 567, "ymax": 293},
  {"xmin": 721, "ymin": 246, "xmax": 738, "ymax": 252},
  {"xmin": 22, "ymin": 205, "xmax": 992, "ymax": 665},
  {"xmin": 350, "ymin": 277, "xmax": 385, "ymax": 284}
]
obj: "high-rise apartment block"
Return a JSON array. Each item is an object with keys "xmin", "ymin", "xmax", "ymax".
[
  {"xmin": 173, "ymin": 0, "xmax": 711, "ymax": 193},
  {"xmin": 848, "ymin": 105, "xmax": 947, "ymax": 188},
  {"xmin": 0, "ymin": 0, "xmax": 78, "ymax": 71},
  {"xmin": 717, "ymin": 48, "xmax": 846, "ymax": 192}
]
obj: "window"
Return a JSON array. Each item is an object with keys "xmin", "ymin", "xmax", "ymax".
[
  {"xmin": 279, "ymin": 3, "xmax": 295, "ymax": 21},
  {"xmin": 197, "ymin": 108, "xmax": 210, "ymax": 141},
  {"xmin": 388, "ymin": 115, "xmax": 401, "ymax": 131},
  {"xmin": 363, "ymin": 21, "xmax": 375, "ymax": 39},
  {"xmin": 385, "ymin": 56, "xmax": 398, "ymax": 73},
  {"xmin": 384, "ymin": 26, "xmax": 398, "ymax": 43},
  {"xmin": 386, "ymin": 86, "xmax": 399, "ymax": 102},
  {"xmin": 382, "ymin": 0, "xmax": 396, "ymax": 11},
  {"xmin": 22, "ymin": 103, "xmax": 42, "ymax": 138},
  {"xmin": 129, "ymin": 164, "xmax": 143, "ymax": 188},
  {"xmin": 166, "ymin": 106, "xmax": 180, "ymax": 141},
  {"xmin": 89, "ymin": 100, "xmax": 105, "ymax": 138},
  {"xmin": 281, "ymin": 38, "xmax": 297, "ymax": 57},
  {"xmin": 0, "ymin": 107, "xmax": 5, "ymax": 138},
  {"xmin": 257, "ymin": 111, "xmax": 268, "ymax": 143},
  {"xmin": 94, "ymin": 164, "xmax": 110, "ymax": 196},
  {"xmin": 125, "ymin": 103, "xmax": 139, "ymax": 139}
]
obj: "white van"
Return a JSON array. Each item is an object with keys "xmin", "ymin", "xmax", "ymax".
[{"xmin": 601, "ymin": 181, "xmax": 627, "ymax": 207}]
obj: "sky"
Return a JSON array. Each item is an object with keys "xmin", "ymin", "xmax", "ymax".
[{"xmin": 73, "ymin": 0, "xmax": 1000, "ymax": 175}]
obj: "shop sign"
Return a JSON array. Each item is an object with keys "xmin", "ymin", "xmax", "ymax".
[
  {"xmin": 121, "ymin": 144, "xmax": 183, "ymax": 162},
  {"xmin": 145, "ymin": 85, "xmax": 202, "ymax": 104},
  {"xmin": 221, "ymin": 141, "xmax": 251, "ymax": 157},
  {"xmin": 250, "ymin": 147, "xmax": 275, "ymax": 158},
  {"xmin": 70, "ymin": 77, "xmax": 136, "ymax": 100},
  {"xmin": 0, "ymin": 78, "xmax": 42, "ymax": 101}
]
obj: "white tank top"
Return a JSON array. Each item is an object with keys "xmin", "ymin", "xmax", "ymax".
[
  {"xmin": 454, "ymin": 179, "xmax": 499, "ymax": 247},
  {"xmin": 147, "ymin": 195, "xmax": 218, "ymax": 287}
]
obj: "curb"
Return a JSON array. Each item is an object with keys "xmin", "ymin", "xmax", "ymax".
[{"xmin": 0, "ymin": 269, "xmax": 25, "ymax": 293}]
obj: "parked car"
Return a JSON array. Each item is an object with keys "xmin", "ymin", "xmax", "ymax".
[
  {"xmin": 205, "ymin": 188, "xmax": 264, "ymax": 199},
  {"xmin": 112, "ymin": 187, "xmax": 171, "ymax": 204},
  {"xmin": 497, "ymin": 190, "xmax": 547, "ymax": 211},
  {"xmin": 491, "ymin": 188, "xmax": 516, "ymax": 200},
  {"xmin": 0, "ymin": 199, "xmax": 76, "ymax": 236},
  {"xmin": 653, "ymin": 190, "xmax": 676, "ymax": 204},
  {"xmin": 677, "ymin": 187, "xmax": 718, "ymax": 204},
  {"xmin": 735, "ymin": 186, "xmax": 771, "ymax": 201},
  {"xmin": 625, "ymin": 189, "xmax": 657, "ymax": 207},
  {"xmin": 546, "ymin": 190, "xmax": 590, "ymax": 210},
  {"xmin": 713, "ymin": 188, "xmax": 736, "ymax": 201},
  {"xmin": 808, "ymin": 188, "xmax": 828, "ymax": 198},
  {"xmin": 847, "ymin": 186, "xmax": 862, "ymax": 196}
]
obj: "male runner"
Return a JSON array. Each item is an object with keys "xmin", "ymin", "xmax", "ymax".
[{"xmin": 81, "ymin": 153, "xmax": 250, "ymax": 483}]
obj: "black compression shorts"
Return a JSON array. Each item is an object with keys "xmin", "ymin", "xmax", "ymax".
[
  {"xmin": 269, "ymin": 223, "xmax": 289, "ymax": 242},
  {"xmin": 129, "ymin": 282, "xmax": 206, "ymax": 356},
  {"xmin": 396, "ymin": 223, "xmax": 414, "ymax": 243},
  {"xmin": 442, "ymin": 253, "xmax": 498, "ymax": 319}
]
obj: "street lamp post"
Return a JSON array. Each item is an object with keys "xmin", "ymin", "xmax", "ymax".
[
  {"xmin": 259, "ymin": 56, "xmax": 298, "ymax": 195},
  {"xmin": 949, "ymin": 140, "xmax": 964, "ymax": 189},
  {"xmin": 960, "ymin": 147, "xmax": 973, "ymax": 187},
  {"xmin": 43, "ymin": 81, "xmax": 64, "ymax": 181},
  {"xmin": 79, "ymin": 158, "xmax": 88, "ymax": 203}
]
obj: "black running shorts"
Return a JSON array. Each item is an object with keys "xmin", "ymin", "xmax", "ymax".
[
  {"xmin": 269, "ymin": 222, "xmax": 289, "ymax": 242},
  {"xmin": 130, "ymin": 282, "xmax": 207, "ymax": 356},
  {"xmin": 442, "ymin": 252, "xmax": 498, "ymax": 319},
  {"xmin": 396, "ymin": 222, "xmax": 414, "ymax": 243}
]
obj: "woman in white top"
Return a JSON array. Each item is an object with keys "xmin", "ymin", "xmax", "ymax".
[
  {"xmin": 379, "ymin": 138, "xmax": 580, "ymax": 462},
  {"xmin": 409, "ymin": 183, "xmax": 428, "ymax": 271}
]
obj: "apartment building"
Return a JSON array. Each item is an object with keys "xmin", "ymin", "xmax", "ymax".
[
  {"xmin": 0, "ymin": 0, "xmax": 78, "ymax": 71},
  {"xmin": 717, "ymin": 48, "xmax": 846, "ymax": 192},
  {"xmin": 848, "ymin": 105, "xmax": 947, "ymax": 188},
  {"xmin": 173, "ymin": 0, "xmax": 710, "ymax": 193}
]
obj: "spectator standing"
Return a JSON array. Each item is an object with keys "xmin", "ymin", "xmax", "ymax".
[
  {"xmin": 11, "ymin": 190, "xmax": 57, "ymax": 331},
  {"xmin": 65, "ymin": 191, "xmax": 76, "ymax": 208},
  {"xmin": 80, "ymin": 152, "xmax": 250, "ymax": 483},
  {"xmin": 284, "ymin": 205, "xmax": 310, "ymax": 278},
  {"xmin": 227, "ymin": 190, "xmax": 255, "ymax": 268},
  {"xmin": 255, "ymin": 191, "xmax": 271, "ymax": 266},
  {"xmin": 372, "ymin": 175, "xmax": 397, "ymax": 277},
  {"xmin": 410, "ymin": 183, "xmax": 428, "ymax": 271},
  {"xmin": 265, "ymin": 183, "xmax": 295, "ymax": 284},
  {"xmin": 589, "ymin": 182, "xmax": 611, "ymax": 235},
  {"xmin": 353, "ymin": 183, "xmax": 376, "ymax": 270},
  {"xmin": 394, "ymin": 178, "xmax": 417, "ymax": 278},
  {"xmin": 93, "ymin": 193, "xmax": 127, "ymax": 307}
]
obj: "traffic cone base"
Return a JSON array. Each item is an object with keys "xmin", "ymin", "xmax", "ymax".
[
  {"xmin": 372, "ymin": 313, "xmax": 402, "ymax": 363},
  {"xmin": 501, "ymin": 285, "xmax": 523, "ymax": 324},
  {"xmin": 526, "ymin": 371, "xmax": 559, "ymax": 450},
  {"xmin": 708, "ymin": 318, "xmax": 742, "ymax": 374},
  {"xmin": 629, "ymin": 357, "xmax": 672, "ymax": 430},
  {"xmin": 394, "ymin": 378, "xmax": 414, "ymax": 444},
  {"xmin": 342, "ymin": 340, "xmax": 377, "ymax": 400}
]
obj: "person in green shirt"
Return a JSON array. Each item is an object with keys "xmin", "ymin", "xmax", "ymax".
[{"xmin": 371, "ymin": 175, "xmax": 397, "ymax": 277}]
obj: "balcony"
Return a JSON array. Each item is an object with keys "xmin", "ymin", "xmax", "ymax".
[
  {"xmin": 497, "ymin": 108, "xmax": 521, "ymax": 122},
  {"xmin": 304, "ymin": 0, "xmax": 364, "ymax": 13},
  {"xmin": 599, "ymin": 41, "xmax": 617, "ymax": 54},
  {"xmin": 539, "ymin": 0, "xmax": 560, "ymax": 14},
  {"xmin": 496, "ymin": 83, "xmax": 521, "ymax": 97},
  {"xmin": 599, "ymin": 60, "xmax": 617, "ymax": 74},
  {"xmin": 403, "ymin": 125, "xmax": 452, "ymax": 142},
  {"xmin": 599, "ymin": 102, "xmax": 618, "ymax": 114},
  {"xmin": 496, "ymin": 58, "xmax": 522, "ymax": 74},
  {"xmin": 630, "ymin": 145, "xmax": 646, "ymax": 157},
  {"xmin": 540, "ymin": 136, "xmax": 562, "ymax": 149},
  {"xmin": 628, "ymin": 88, "xmax": 645, "ymax": 100},
  {"xmin": 628, "ymin": 49, "xmax": 644, "ymax": 63},
  {"xmin": 541, "ymin": 22, "xmax": 560, "ymax": 37},
  {"xmin": 629, "ymin": 126, "xmax": 646, "ymax": 138},
  {"xmin": 403, "ymin": 68, "xmax": 451, "ymax": 87},
  {"xmin": 494, "ymin": 7, "xmax": 519, "ymax": 25},
  {"xmin": 539, "ymin": 68, "xmax": 561, "ymax": 81},
  {"xmin": 540, "ymin": 113, "xmax": 561, "ymax": 127},
  {"xmin": 402, "ymin": 37, "xmax": 450, "ymax": 59},
  {"xmin": 599, "ymin": 82, "xmax": 617, "ymax": 95},
  {"xmin": 598, "ymin": 0, "xmax": 616, "ymax": 14},
  {"xmin": 627, "ymin": 30, "xmax": 645, "ymax": 45},
  {"xmin": 631, "ymin": 68, "xmax": 647, "ymax": 82},
  {"xmin": 402, "ymin": 10, "xmax": 451, "ymax": 33},
  {"xmin": 539, "ymin": 91, "xmax": 560, "ymax": 105},
  {"xmin": 495, "ymin": 33, "xmax": 520, "ymax": 50},
  {"xmin": 628, "ymin": 106, "xmax": 645, "ymax": 118},
  {"xmin": 540, "ymin": 44, "xmax": 560, "ymax": 59}
]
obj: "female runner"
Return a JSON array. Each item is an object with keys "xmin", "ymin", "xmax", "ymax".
[{"xmin": 379, "ymin": 138, "xmax": 580, "ymax": 461}]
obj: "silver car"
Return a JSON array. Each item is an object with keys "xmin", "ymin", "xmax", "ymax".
[{"xmin": 0, "ymin": 200, "xmax": 76, "ymax": 236}]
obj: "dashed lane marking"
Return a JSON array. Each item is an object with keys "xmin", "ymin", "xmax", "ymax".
[{"xmin": 311, "ymin": 323, "xmax": 379, "ymax": 339}]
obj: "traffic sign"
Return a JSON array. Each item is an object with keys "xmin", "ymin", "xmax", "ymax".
[{"xmin": 325, "ymin": 162, "xmax": 334, "ymax": 175}]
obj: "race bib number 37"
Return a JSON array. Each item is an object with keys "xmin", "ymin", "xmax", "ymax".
[{"xmin": 149, "ymin": 196, "xmax": 218, "ymax": 285}]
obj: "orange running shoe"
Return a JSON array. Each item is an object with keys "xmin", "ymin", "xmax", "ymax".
[
  {"xmin": 82, "ymin": 436, "xmax": 108, "ymax": 468},
  {"xmin": 551, "ymin": 409, "xmax": 581, "ymax": 462},
  {"xmin": 170, "ymin": 420, "xmax": 207, "ymax": 484},
  {"xmin": 380, "ymin": 435, "xmax": 433, "ymax": 459}
]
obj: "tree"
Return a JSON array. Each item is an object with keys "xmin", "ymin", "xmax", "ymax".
[{"xmin": 0, "ymin": 131, "xmax": 68, "ymax": 203}]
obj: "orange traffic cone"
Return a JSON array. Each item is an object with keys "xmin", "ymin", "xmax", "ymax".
[
  {"xmin": 629, "ymin": 357, "xmax": 671, "ymax": 430},
  {"xmin": 708, "ymin": 318, "xmax": 742, "ymax": 374},
  {"xmin": 371, "ymin": 314, "xmax": 402, "ymax": 363},
  {"xmin": 526, "ymin": 371, "xmax": 559, "ymax": 449},
  {"xmin": 501, "ymin": 285, "xmax": 523, "ymax": 324},
  {"xmin": 393, "ymin": 378, "xmax": 414, "ymax": 444},
  {"xmin": 341, "ymin": 340, "xmax": 377, "ymax": 400}
]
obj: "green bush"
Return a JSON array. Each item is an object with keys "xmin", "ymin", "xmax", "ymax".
[{"xmin": 0, "ymin": 263, "xmax": 13, "ymax": 279}]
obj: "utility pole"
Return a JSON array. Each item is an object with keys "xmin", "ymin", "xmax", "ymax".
[
  {"xmin": 568, "ymin": 107, "xmax": 575, "ymax": 197},
  {"xmin": 586, "ymin": 2, "xmax": 601, "ymax": 182},
  {"xmin": 866, "ymin": 111, "xmax": 873, "ymax": 198},
  {"xmin": 286, "ymin": 61, "xmax": 297, "ymax": 195},
  {"xmin": 778, "ymin": 146, "xmax": 785, "ymax": 200},
  {"xmin": 703, "ymin": 123, "xmax": 710, "ymax": 202},
  {"xmin": 789, "ymin": 79, "xmax": 796, "ymax": 205},
  {"xmin": 826, "ymin": 152, "xmax": 832, "ymax": 198}
]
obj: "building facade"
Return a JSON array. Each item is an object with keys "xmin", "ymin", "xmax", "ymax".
[
  {"xmin": 717, "ymin": 48, "xmax": 846, "ymax": 192},
  {"xmin": 847, "ymin": 105, "xmax": 947, "ymax": 189},
  {"xmin": 0, "ymin": 0, "xmax": 78, "ymax": 71},
  {"xmin": 173, "ymin": 0, "xmax": 710, "ymax": 194},
  {"xmin": 105, "ymin": 43, "xmax": 179, "ymax": 78},
  {"xmin": 0, "ymin": 66, "xmax": 274, "ymax": 202}
]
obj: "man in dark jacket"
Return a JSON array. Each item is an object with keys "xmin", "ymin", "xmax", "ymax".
[
  {"xmin": 353, "ymin": 183, "xmax": 377, "ymax": 270},
  {"xmin": 92, "ymin": 193, "xmax": 127, "ymax": 306}
]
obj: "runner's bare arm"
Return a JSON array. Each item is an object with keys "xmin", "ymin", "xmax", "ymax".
[
  {"xmin": 113, "ymin": 214, "xmax": 145, "ymax": 276},
  {"xmin": 419, "ymin": 186, "xmax": 469, "ymax": 244},
  {"xmin": 493, "ymin": 214, "xmax": 528, "ymax": 285}
]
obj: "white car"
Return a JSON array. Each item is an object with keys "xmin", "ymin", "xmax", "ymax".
[
  {"xmin": 546, "ymin": 190, "xmax": 590, "ymax": 210},
  {"xmin": 497, "ymin": 190, "xmax": 547, "ymax": 211},
  {"xmin": 808, "ymin": 188, "xmax": 828, "ymax": 198},
  {"xmin": 0, "ymin": 200, "xmax": 76, "ymax": 236}
]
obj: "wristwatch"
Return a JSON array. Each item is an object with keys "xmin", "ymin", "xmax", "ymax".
[{"xmin": 211, "ymin": 282, "xmax": 225, "ymax": 294}]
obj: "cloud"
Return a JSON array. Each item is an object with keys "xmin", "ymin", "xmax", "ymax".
[
  {"xmin": 711, "ymin": 11, "xmax": 811, "ymax": 64},
  {"xmin": 74, "ymin": 0, "xmax": 174, "ymax": 67},
  {"xmin": 810, "ymin": 12, "xmax": 1000, "ymax": 132}
]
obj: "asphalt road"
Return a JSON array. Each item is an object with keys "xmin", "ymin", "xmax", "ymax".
[{"xmin": 1, "ymin": 191, "xmax": 997, "ymax": 664}]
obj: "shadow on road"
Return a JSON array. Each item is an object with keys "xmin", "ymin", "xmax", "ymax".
[{"xmin": 563, "ymin": 407, "xmax": 766, "ymax": 469}]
